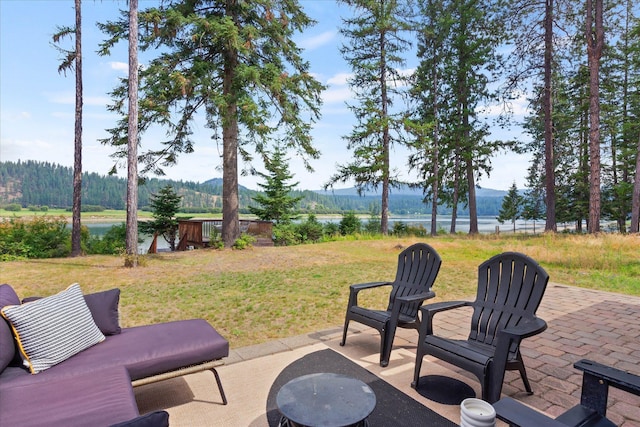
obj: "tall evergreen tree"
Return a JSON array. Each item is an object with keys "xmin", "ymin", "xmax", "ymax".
[
  {"xmin": 249, "ymin": 144, "xmax": 302, "ymax": 224},
  {"xmin": 98, "ymin": 0, "xmax": 324, "ymax": 247},
  {"xmin": 504, "ymin": 0, "xmax": 574, "ymax": 233},
  {"xmin": 52, "ymin": 0, "xmax": 83, "ymax": 256},
  {"xmin": 407, "ymin": 0, "xmax": 452, "ymax": 236},
  {"xmin": 600, "ymin": 1, "xmax": 639, "ymax": 233},
  {"xmin": 328, "ymin": 0, "xmax": 413, "ymax": 235},
  {"xmin": 585, "ymin": 0, "xmax": 604, "ymax": 233},
  {"xmin": 410, "ymin": 0, "xmax": 506, "ymax": 234}
]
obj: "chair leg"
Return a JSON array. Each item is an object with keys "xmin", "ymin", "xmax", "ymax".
[
  {"xmin": 340, "ymin": 317, "xmax": 350, "ymax": 346},
  {"xmin": 210, "ymin": 368, "xmax": 228, "ymax": 405},
  {"xmin": 514, "ymin": 353, "xmax": 533, "ymax": 394},
  {"xmin": 411, "ymin": 347, "xmax": 425, "ymax": 389},
  {"xmin": 380, "ymin": 329, "xmax": 389, "ymax": 367},
  {"xmin": 380, "ymin": 321, "xmax": 399, "ymax": 367}
]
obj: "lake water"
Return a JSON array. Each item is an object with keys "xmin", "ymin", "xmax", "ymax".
[{"xmin": 85, "ymin": 216, "xmax": 540, "ymax": 254}]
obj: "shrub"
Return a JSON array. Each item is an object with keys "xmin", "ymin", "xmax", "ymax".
[
  {"xmin": 406, "ymin": 223, "xmax": 427, "ymax": 237},
  {"xmin": 392, "ymin": 221, "xmax": 409, "ymax": 236},
  {"xmin": 233, "ymin": 233, "xmax": 255, "ymax": 250},
  {"xmin": 28, "ymin": 205, "xmax": 49, "ymax": 212},
  {"xmin": 4, "ymin": 203, "xmax": 22, "ymax": 212},
  {"xmin": 339, "ymin": 212, "xmax": 361, "ymax": 235},
  {"xmin": 297, "ymin": 214, "xmax": 324, "ymax": 243},
  {"xmin": 273, "ymin": 223, "xmax": 299, "ymax": 246},
  {"xmin": 364, "ymin": 217, "xmax": 381, "ymax": 234},
  {"xmin": 0, "ymin": 216, "xmax": 70, "ymax": 259},
  {"xmin": 323, "ymin": 222, "xmax": 340, "ymax": 237}
]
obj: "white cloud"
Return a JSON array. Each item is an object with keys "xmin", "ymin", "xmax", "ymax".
[
  {"xmin": 327, "ymin": 72, "xmax": 351, "ymax": 86},
  {"xmin": 298, "ymin": 30, "xmax": 336, "ymax": 51},
  {"xmin": 1, "ymin": 137, "xmax": 57, "ymax": 160},
  {"xmin": 109, "ymin": 61, "xmax": 128, "ymax": 73},
  {"xmin": 322, "ymin": 86, "xmax": 352, "ymax": 104}
]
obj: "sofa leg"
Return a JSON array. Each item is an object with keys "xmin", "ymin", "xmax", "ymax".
[{"xmin": 211, "ymin": 368, "xmax": 228, "ymax": 405}]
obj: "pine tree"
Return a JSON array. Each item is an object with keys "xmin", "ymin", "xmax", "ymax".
[
  {"xmin": 410, "ymin": 0, "xmax": 507, "ymax": 235},
  {"xmin": 249, "ymin": 145, "xmax": 302, "ymax": 225},
  {"xmin": 497, "ymin": 182, "xmax": 523, "ymax": 233},
  {"xmin": 328, "ymin": 0, "xmax": 413, "ymax": 235},
  {"xmin": 406, "ymin": 0, "xmax": 453, "ymax": 236},
  {"xmin": 139, "ymin": 185, "xmax": 182, "ymax": 251},
  {"xmin": 98, "ymin": 0, "xmax": 324, "ymax": 247}
]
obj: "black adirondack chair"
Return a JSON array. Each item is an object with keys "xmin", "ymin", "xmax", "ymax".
[
  {"xmin": 494, "ymin": 359, "xmax": 640, "ymax": 427},
  {"xmin": 411, "ymin": 252, "xmax": 550, "ymax": 403},
  {"xmin": 340, "ymin": 243, "xmax": 442, "ymax": 367}
]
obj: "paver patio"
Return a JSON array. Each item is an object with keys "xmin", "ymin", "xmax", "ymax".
[{"xmin": 134, "ymin": 283, "xmax": 640, "ymax": 426}]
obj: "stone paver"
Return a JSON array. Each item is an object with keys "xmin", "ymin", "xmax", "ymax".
[{"xmin": 135, "ymin": 284, "xmax": 640, "ymax": 426}]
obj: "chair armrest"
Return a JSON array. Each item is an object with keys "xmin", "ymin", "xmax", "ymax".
[
  {"xmin": 347, "ymin": 282, "xmax": 392, "ymax": 308},
  {"xmin": 573, "ymin": 359, "xmax": 640, "ymax": 417},
  {"xmin": 416, "ymin": 300, "xmax": 471, "ymax": 340},
  {"xmin": 349, "ymin": 281, "xmax": 392, "ymax": 292},
  {"xmin": 499, "ymin": 317, "xmax": 548, "ymax": 340},
  {"xmin": 391, "ymin": 292, "xmax": 436, "ymax": 325},
  {"xmin": 396, "ymin": 291, "xmax": 436, "ymax": 305},
  {"xmin": 574, "ymin": 360, "xmax": 640, "ymax": 396},
  {"xmin": 494, "ymin": 397, "xmax": 566, "ymax": 427},
  {"xmin": 419, "ymin": 300, "xmax": 470, "ymax": 316}
]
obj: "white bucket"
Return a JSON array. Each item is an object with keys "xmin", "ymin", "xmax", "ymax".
[{"xmin": 460, "ymin": 398, "xmax": 496, "ymax": 427}]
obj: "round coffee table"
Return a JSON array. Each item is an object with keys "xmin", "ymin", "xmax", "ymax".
[{"xmin": 276, "ymin": 373, "xmax": 377, "ymax": 427}]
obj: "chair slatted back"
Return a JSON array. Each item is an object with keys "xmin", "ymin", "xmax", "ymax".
[
  {"xmin": 469, "ymin": 252, "xmax": 549, "ymax": 354},
  {"xmin": 387, "ymin": 243, "xmax": 442, "ymax": 318}
]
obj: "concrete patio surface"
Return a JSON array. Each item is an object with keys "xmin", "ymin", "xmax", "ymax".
[{"xmin": 134, "ymin": 284, "xmax": 640, "ymax": 426}]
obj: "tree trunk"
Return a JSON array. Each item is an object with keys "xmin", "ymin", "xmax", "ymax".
[
  {"xmin": 467, "ymin": 158, "xmax": 478, "ymax": 234},
  {"xmin": 462, "ymin": 96, "xmax": 478, "ymax": 235},
  {"xmin": 450, "ymin": 146, "xmax": 461, "ymax": 234},
  {"xmin": 71, "ymin": 0, "xmax": 82, "ymax": 257},
  {"xmin": 222, "ymin": 9, "xmax": 240, "ymax": 247},
  {"xmin": 431, "ymin": 102, "xmax": 439, "ymax": 237},
  {"xmin": 630, "ymin": 133, "xmax": 640, "ymax": 233},
  {"xmin": 125, "ymin": 0, "xmax": 139, "ymax": 266},
  {"xmin": 379, "ymin": 25, "xmax": 390, "ymax": 236},
  {"xmin": 543, "ymin": 0, "xmax": 556, "ymax": 232},
  {"xmin": 586, "ymin": 0, "xmax": 603, "ymax": 234}
]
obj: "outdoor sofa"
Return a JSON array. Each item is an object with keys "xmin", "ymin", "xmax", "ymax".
[{"xmin": 0, "ymin": 283, "xmax": 229, "ymax": 427}]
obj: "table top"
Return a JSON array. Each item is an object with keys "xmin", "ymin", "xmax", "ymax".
[{"xmin": 276, "ymin": 373, "xmax": 377, "ymax": 427}]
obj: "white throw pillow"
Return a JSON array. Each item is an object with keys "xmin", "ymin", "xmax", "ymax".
[{"xmin": 0, "ymin": 283, "xmax": 105, "ymax": 374}]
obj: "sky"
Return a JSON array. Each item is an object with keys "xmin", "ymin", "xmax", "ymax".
[{"xmin": 0, "ymin": 0, "xmax": 532, "ymax": 192}]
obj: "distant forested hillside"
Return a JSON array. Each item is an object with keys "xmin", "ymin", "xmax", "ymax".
[
  {"xmin": 0, "ymin": 161, "xmax": 235, "ymax": 211},
  {"xmin": 0, "ymin": 161, "xmax": 506, "ymax": 215}
]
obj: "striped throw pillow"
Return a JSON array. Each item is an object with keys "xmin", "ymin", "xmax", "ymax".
[{"xmin": 0, "ymin": 284, "xmax": 105, "ymax": 374}]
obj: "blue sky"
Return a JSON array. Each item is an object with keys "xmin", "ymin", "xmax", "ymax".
[{"xmin": 0, "ymin": 0, "xmax": 530, "ymax": 191}]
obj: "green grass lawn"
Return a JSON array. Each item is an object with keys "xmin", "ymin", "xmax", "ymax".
[{"xmin": 1, "ymin": 234, "xmax": 638, "ymax": 348}]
